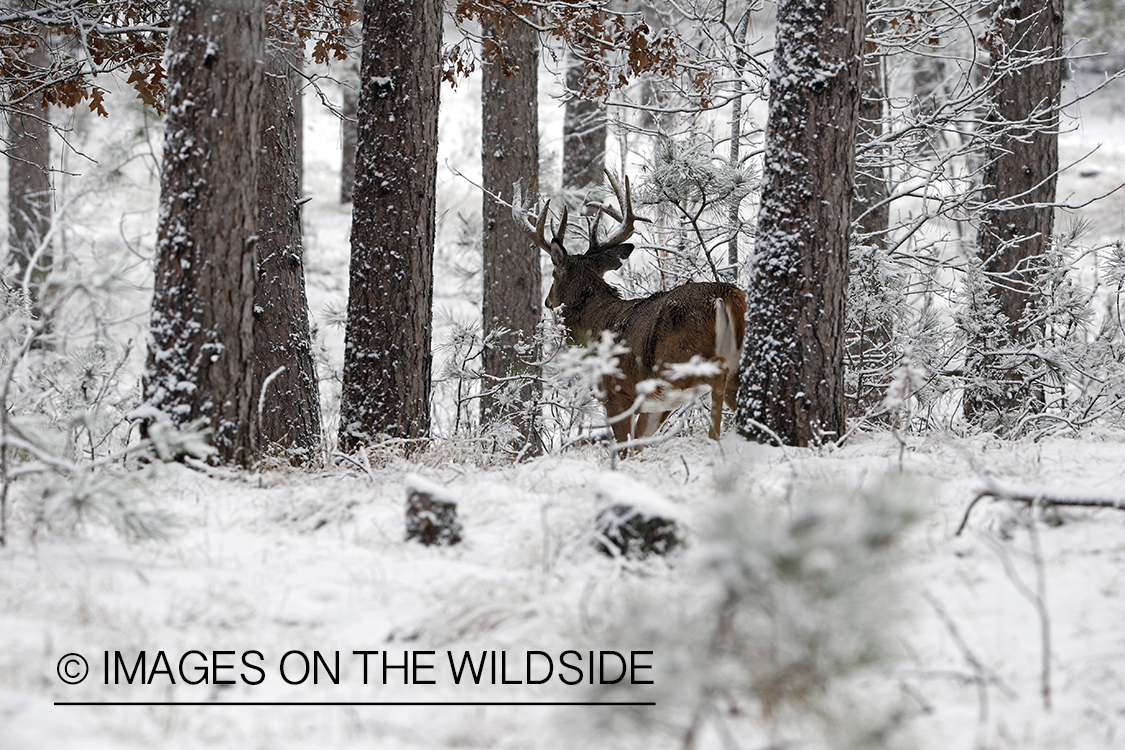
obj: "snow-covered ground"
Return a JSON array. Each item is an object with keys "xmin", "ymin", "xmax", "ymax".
[
  {"xmin": 2, "ymin": 433, "xmax": 1124, "ymax": 749},
  {"xmin": 2, "ymin": 39, "xmax": 1125, "ymax": 750}
]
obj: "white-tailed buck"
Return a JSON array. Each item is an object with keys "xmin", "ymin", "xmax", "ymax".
[{"xmin": 514, "ymin": 172, "xmax": 747, "ymax": 448}]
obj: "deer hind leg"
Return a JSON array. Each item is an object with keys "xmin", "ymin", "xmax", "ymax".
[
  {"xmin": 634, "ymin": 410, "xmax": 670, "ymax": 440},
  {"xmin": 634, "ymin": 411, "xmax": 651, "ymax": 440},
  {"xmin": 724, "ymin": 372, "xmax": 740, "ymax": 412},
  {"xmin": 603, "ymin": 386, "xmax": 636, "ymax": 447},
  {"xmin": 708, "ymin": 361, "xmax": 731, "ymax": 440}
]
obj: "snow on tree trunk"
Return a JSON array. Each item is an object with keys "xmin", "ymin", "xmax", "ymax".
[
  {"xmin": 143, "ymin": 0, "xmax": 263, "ymax": 465},
  {"xmin": 965, "ymin": 0, "xmax": 1064, "ymax": 427},
  {"xmin": 337, "ymin": 0, "xmax": 440, "ymax": 451},
  {"xmin": 253, "ymin": 31, "xmax": 322, "ymax": 463},
  {"xmin": 6, "ymin": 6, "xmax": 51, "ymax": 326},
  {"xmin": 735, "ymin": 0, "xmax": 865, "ymax": 447},
  {"xmin": 561, "ymin": 52, "xmax": 607, "ymax": 194},
  {"xmin": 480, "ymin": 18, "xmax": 542, "ymax": 452}
]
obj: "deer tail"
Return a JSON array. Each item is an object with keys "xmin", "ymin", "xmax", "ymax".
[{"xmin": 713, "ymin": 295, "xmax": 744, "ymax": 372}]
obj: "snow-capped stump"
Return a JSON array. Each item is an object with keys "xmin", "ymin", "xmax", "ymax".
[
  {"xmin": 594, "ymin": 474, "xmax": 684, "ymax": 560},
  {"xmin": 405, "ymin": 475, "xmax": 463, "ymax": 547}
]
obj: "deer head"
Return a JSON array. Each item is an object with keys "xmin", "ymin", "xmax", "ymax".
[{"xmin": 513, "ymin": 171, "xmax": 649, "ymax": 322}]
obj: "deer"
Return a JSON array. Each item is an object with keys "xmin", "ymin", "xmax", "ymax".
[{"xmin": 513, "ymin": 171, "xmax": 747, "ymax": 450}]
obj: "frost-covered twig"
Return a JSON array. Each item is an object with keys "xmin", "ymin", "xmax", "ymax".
[
  {"xmin": 979, "ymin": 528, "xmax": 1052, "ymax": 712},
  {"xmin": 1027, "ymin": 521, "xmax": 1052, "ymax": 711},
  {"xmin": 922, "ymin": 591, "xmax": 1016, "ymax": 725},
  {"xmin": 182, "ymin": 456, "xmax": 245, "ymax": 481},
  {"xmin": 608, "ymin": 418, "xmax": 687, "ymax": 466},
  {"xmin": 955, "ymin": 489, "xmax": 1125, "ymax": 536}
]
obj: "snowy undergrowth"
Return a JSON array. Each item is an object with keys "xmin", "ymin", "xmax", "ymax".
[{"xmin": 2, "ymin": 431, "xmax": 1124, "ymax": 749}]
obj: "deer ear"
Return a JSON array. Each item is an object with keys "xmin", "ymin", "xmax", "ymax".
[
  {"xmin": 548, "ymin": 240, "xmax": 569, "ymax": 267},
  {"xmin": 592, "ymin": 243, "xmax": 635, "ymax": 273}
]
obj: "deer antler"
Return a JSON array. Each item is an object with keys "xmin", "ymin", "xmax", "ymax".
[
  {"xmin": 513, "ymin": 181, "xmax": 568, "ymax": 264},
  {"xmin": 586, "ymin": 170, "xmax": 651, "ymax": 255}
]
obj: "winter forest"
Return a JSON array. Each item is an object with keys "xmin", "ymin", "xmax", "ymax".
[{"xmin": 2, "ymin": 0, "xmax": 1125, "ymax": 747}]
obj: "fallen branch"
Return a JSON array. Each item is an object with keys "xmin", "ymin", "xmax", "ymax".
[{"xmin": 955, "ymin": 489, "xmax": 1125, "ymax": 536}]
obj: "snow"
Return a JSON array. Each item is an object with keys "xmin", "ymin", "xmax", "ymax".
[
  {"xmin": 2, "ymin": 31, "xmax": 1125, "ymax": 750},
  {"xmin": 3, "ymin": 432, "xmax": 1125, "ymax": 749}
]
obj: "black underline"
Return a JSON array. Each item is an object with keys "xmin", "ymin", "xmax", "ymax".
[{"xmin": 55, "ymin": 701, "xmax": 655, "ymax": 707}]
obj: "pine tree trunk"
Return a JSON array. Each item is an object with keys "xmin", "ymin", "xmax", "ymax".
[
  {"xmin": 144, "ymin": 0, "xmax": 263, "ymax": 465},
  {"xmin": 725, "ymin": 9, "xmax": 752, "ymax": 274},
  {"xmin": 853, "ymin": 51, "xmax": 888, "ymax": 250},
  {"xmin": 338, "ymin": 0, "xmax": 440, "ymax": 451},
  {"xmin": 735, "ymin": 0, "xmax": 865, "ymax": 446},
  {"xmin": 253, "ymin": 32, "xmax": 322, "ymax": 463},
  {"xmin": 561, "ymin": 52, "xmax": 606, "ymax": 194},
  {"xmin": 480, "ymin": 18, "xmax": 542, "ymax": 452},
  {"xmin": 847, "ymin": 43, "xmax": 894, "ymax": 417},
  {"xmin": 339, "ymin": 4, "xmax": 362, "ymax": 204},
  {"xmin": 6, "ymin": 9, "xmax": 51, "ymax": 325},
  {"xmin": 965, "ymin": 0, "xmax": 1064, "ymax": 427},
  {"xmin": 978, "ymin": 0, "xmax": 1063, "ymax": 331},
  {"xmin": 340, "ymin": 82, "xmax": 358, "ymax": 203}
]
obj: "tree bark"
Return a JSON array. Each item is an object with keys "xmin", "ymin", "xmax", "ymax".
[
  {"xmin": 340, "ymin": 81, "xmax": 358, "ymax": 203},
  {"xmin": 337, "ymin": 0, "xmax": 440, "ymax": 451},
  {"xmin": 6, "ymin": 7, "xmax": 51, "ymax": 325},
  {"xmin": 965, "ymin": 0, "xmax": 1064, "ymax": 427},
  {"xmin": 847, "ymin": 41, "xmax": 895, "ymax": 418},
  {"xmin": 480, "ymin": 17, "xmax": 542, "ymax": 451},
  {"xmin": 561, "ymin": 51, "xmax": 606, "ymax": 194},
  {"xmin": 143, "ymin": 0, "xmax": 263, "ymax": 465},
  {"xmin": 253, "ymin": 27, "xmax": 322, "ymax": 463},
  {"xmin": 735, "ymin": 0, "xmax": 865, "ymax": 446},
  {"xmin": 977, "ymin": 0, "xmax": 1064, "ymax": 331},
  {"xmin": 339, "ymin": 2, "xmax": 362, "ymax": 204},
  {"xmin": 726, "ymin": 9, "xmax": 752, "ymax": 274}
]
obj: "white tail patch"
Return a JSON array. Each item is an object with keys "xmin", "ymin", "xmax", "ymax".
[{"xmin": 713, "ymin": 298, "xmax": 742, "ymax": 371}]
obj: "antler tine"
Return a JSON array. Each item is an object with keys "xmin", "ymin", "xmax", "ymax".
[
  {"xmin": 555, "ymin": 203, "xmax": 569, "ymax": 246},
  {"xmin": 587, "ymin": 207, "xmax": 604, "ymax": 251},
  {"xmin": 513, "ymin": 179, "xmax": 571, "ymax": 264},
  {"xmin": 512, "ymin": 180, "xmax": 554, "ymax": 255},
  {"xmin": 590, "ymin": 169, "xmax": 651, "ymax": 253}
]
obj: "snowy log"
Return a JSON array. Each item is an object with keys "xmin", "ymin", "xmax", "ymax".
[
  {"xmin": 595, "ymin": 504, "xmax": 683, "ymax": 560},
  {"xmin": 405, "ymin": 475, "xmax": 463, "ymax": 547},
  {"xmin": 594, "ymin": 476, "xmax": 684, "ymax": 559}
]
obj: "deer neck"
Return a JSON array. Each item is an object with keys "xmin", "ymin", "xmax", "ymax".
[{"xmin": 556, "ymin": 275, "xmax": 630, "ymax": 347}]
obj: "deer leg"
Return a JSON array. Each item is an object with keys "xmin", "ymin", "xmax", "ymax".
[
  {"xmin": 709, "ymin": 364, "xmax": 730, "ymax": 440},
  {"xmin": 724, "ymin": 369, "xmax": 740, "ymax": 411},
  {"xmin": 634, "ymin": 411, "xmax": 664, "ymax": 440},
  {"xmin": 634, "ymin": 412, "xmax": 650, "ymax": 440},
  {"xmin": 603, "ymin": 387, "xmax": 635, "ymax": 447},
  {"xmin": 709, "ymin": 388, "xmax": 724, "ymax": 440}
]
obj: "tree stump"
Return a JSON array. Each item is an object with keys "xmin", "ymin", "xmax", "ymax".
[
  {"xmin": 594, "ymin": 477, "xmax": 683, "ymax": 559},
  {"xmin": 405, "ymin": 477, "xmax": 462, "ymax": 547}
]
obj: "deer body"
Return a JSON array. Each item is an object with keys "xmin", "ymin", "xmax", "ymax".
[{"xmin": 516, "ymin": 173, "xmax": 747, "ymax": 447}]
